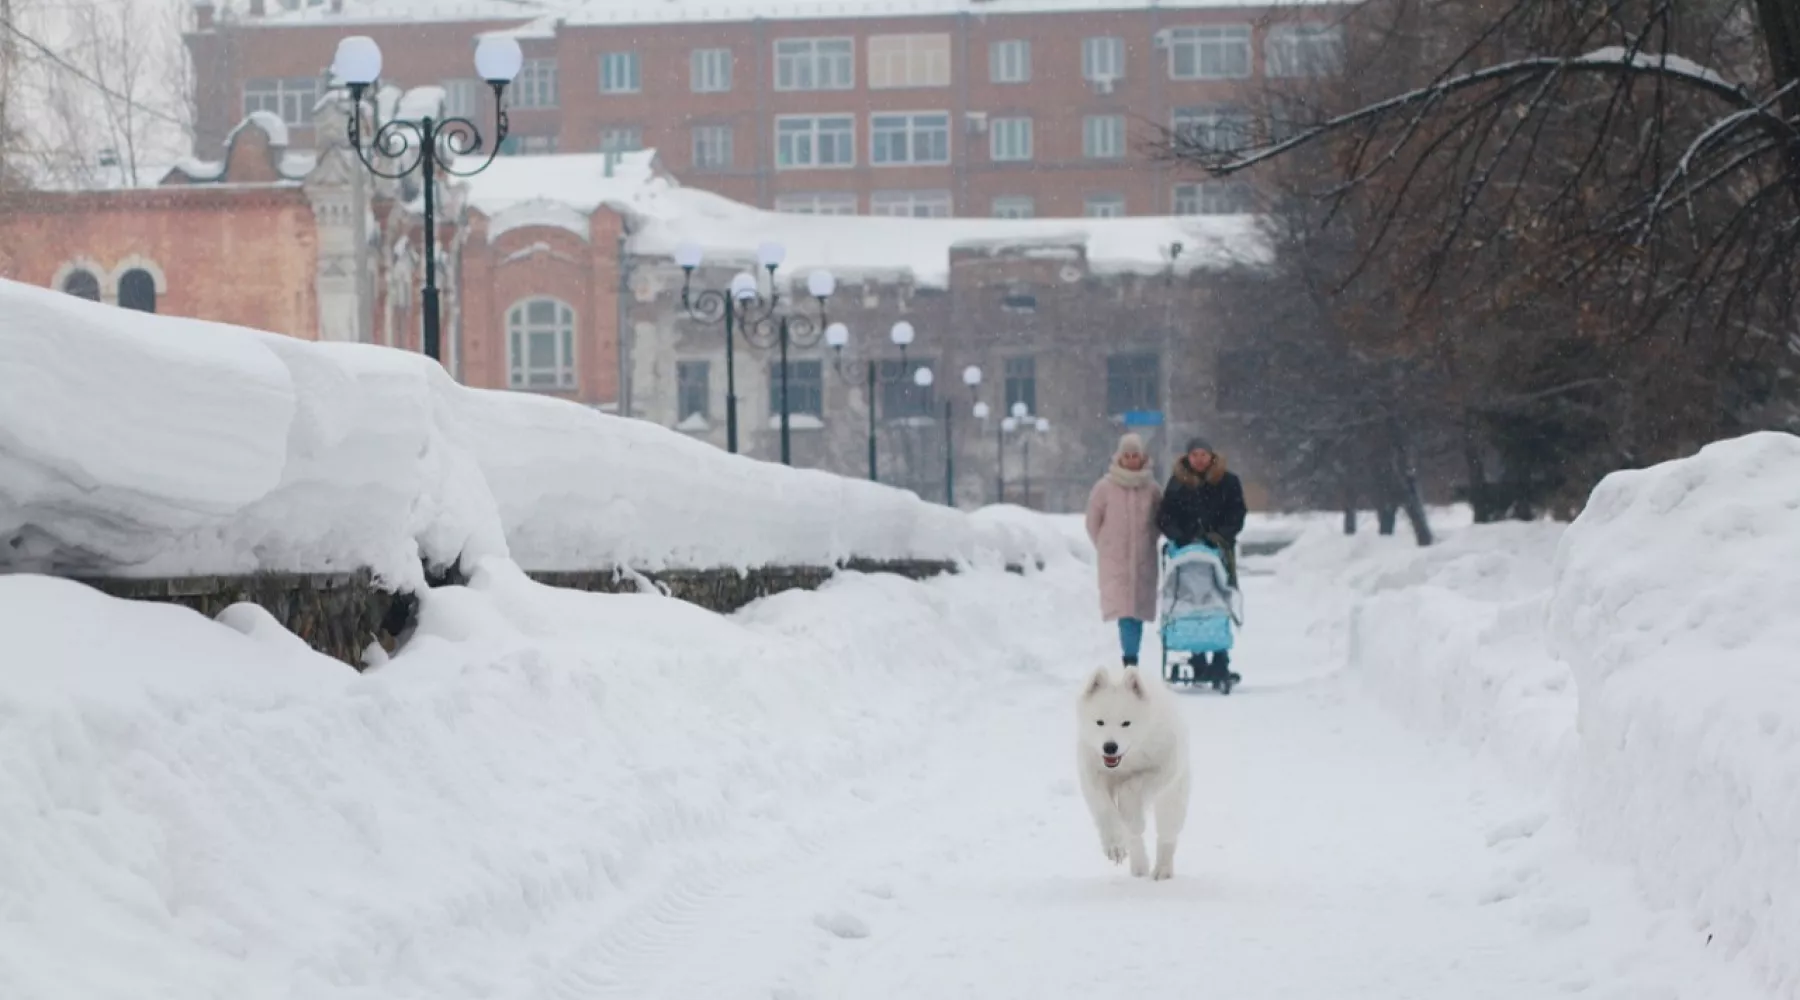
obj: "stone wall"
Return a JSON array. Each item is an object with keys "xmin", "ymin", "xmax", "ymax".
[{"xmin": 62, "ymin": 556, "xmax": 996, "ymax": 670}]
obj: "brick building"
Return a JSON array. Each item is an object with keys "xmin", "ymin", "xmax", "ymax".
[{"xmin": 185, "ymin": 0, "xmax": 1345, "ymax": 220}]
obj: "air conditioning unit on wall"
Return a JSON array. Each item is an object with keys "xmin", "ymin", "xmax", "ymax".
[
  {"xmin": 964, "ymin": 111, "xmax": 989, "ymax": 134},
  {"xmin": 1090, "ymin": 76, "xmax": 1117, "ymax": 95}
]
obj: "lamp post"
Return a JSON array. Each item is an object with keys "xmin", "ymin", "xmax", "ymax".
[
  {"xmin": 824, "ymin": 320, "xmax": 916, "ymax": 481},
  {"xmin": 673, "ymin": 242, "xmax": 833, "ymax": 458},
  {"xmin": 331, "ymin": 34, "xmax": 521, "ymax": 364},
  {"xmin": 998, "ymin": 400, "xmax": 1029, "ymax": 503},
  {"xmin": 948, "ymin": 364, "xmax": 981, "ymax": 508},
  {"xmin": 1023, "ymin": 416, "xmax": 1051, "ymax": 509}
]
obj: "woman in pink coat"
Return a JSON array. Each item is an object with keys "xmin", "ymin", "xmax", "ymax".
[{"xmin": 1084, "ymin": 433, "xmax": 1163, "ymax": 667}]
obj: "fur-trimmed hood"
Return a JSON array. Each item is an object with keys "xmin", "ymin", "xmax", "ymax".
[{"xmin": 1172, "ymin": 453, "xmax": 1228, "ymax": 487}]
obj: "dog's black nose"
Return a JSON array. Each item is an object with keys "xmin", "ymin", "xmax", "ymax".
[{"xmin": 1102, "ymin": 741, "xmax": 1118, "ymax": 755}]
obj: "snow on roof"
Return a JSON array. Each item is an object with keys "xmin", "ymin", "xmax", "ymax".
[
  {"xmin": 252, "ymin": 0, "xmax": 1345, "ymax": 27},
  {"xmin": 232, "ymin": 110, "xmax": 291, "ymax": 150},
  {"xmin": 457, "ymin": 150, "xmax": 1271, "ymax": 284}
]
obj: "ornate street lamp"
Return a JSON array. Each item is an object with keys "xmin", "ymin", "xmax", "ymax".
[
  {"xmin": 824, "ymin": 319, "xmax": 920, "ymax": 481},
  {"xmin": 332, "ymin": 34, "xmax": 521, "ymax": 363},
  {"xmin": 673, "ymin": 242, "xmax": 833, "ymax": 459}
]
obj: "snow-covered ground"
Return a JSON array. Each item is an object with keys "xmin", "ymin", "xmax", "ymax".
[
  {"xmin": 4, "ymin": 450, "xmax": 1788, "ymax": 998},
  {"xmin": 0, "ymin": 278, "xmax": 1067, "ymax": 588}
]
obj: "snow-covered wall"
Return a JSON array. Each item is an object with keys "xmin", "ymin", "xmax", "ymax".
[
  {"xmin": 0, "ymin": 279, "xmax": 1081, "ymax": 589},
  {"xmin": 1318, "ymin": 432, "xmax": 1800, "ymax": 1000}
]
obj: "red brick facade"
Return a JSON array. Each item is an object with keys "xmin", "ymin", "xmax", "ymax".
[{"xmin": 188, "ymin": 0, "xmax": 1338, "ymax": 218}]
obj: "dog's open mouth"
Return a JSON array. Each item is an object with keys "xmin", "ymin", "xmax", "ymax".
[{"xmin": 1102, "ymin": 753, "xmax": 1123, "ymax": 769}]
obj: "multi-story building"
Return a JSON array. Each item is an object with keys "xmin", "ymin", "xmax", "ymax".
[{"xmin": 186, "ymin": 0, "xmax": 1346, "ymax": 219}]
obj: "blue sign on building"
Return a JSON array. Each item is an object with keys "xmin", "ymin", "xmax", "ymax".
[{"xmin": 1122, "ymin": 410, "xmax": 1165, "ymax": 427}]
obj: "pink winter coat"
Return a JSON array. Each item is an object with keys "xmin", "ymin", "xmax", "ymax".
[{"xmin": 1085, "ymin": 474, "xmax": 1163, "ymax": 622}]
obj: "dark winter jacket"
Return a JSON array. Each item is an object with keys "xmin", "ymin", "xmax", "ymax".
[{"xmin": 1157, "ymin": 454, "xmax": 1248, "ymax": 578}]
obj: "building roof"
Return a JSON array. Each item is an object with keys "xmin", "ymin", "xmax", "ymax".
[
  {"xmin": 457, "ymin": 150, "xmax": 1272, "ymax": 286},
  {"xmin": 248, "ymin": 0, "xmax": 1346, "ymax": 28}
]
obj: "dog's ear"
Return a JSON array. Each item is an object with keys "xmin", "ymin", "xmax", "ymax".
[
  {"xmin": 1084, "ymin": 667, "xmax": 1111, "ymax": 698},
  {"xmin": 1122, "ymin": 668, "xmax": 1147, "ymax": 699}
]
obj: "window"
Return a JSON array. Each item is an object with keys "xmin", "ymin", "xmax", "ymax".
[
  {"xmin": 1174, "ymin": 181, "xmax": 1256, "ymax": 215},
  {"xmin": 691, "ymin": 48, "xmax": 734, "ymax": 92},
  {"xmin": 1167, "ymin": 25, "xmax": 1252, "ymax": 79},
  {"xmin": 878, "ymin": 359, "xmax": 936, "ymax": 418},
  {"xmin": 776, "ymin": 115, "xmax": 855, "ymax": 169},
  {"xmin": 1266, "ymin": 24, "xmax": 1344, "ymax": 77},
  {"xmin": 870, "ymin": 190, "xmax": 952, "ymax": 218},
  {"xmin": 775, "ymin": 192, "xmax": 859, "ymax": 214},
  {"xmin": 442, "ymin": 79, "xmax": 482, "ymax": 119},
  {"xmin": 117, "ymin": 269, "xmax": 156, "ymax": 313},
  {"xmin": 1085, "ymin": 194, "xmax": 1125, "ymax": 217},
  {"xmin": 1172, "ymin": 106, "xmax": 1252, "ymax": 153},
  {"xmin": 243, "ymin": 77, "xmax": 319, "ymax": 127},
  {"xmin": 1001, "ymin": 285, "xmax": 1037, "ymax": 313},
  {"xmin": 869, "ymin": 34, "xmax": 952, "ymax": 88},
  {"xmin": 774, "ymin": 38, "xmax": 854, "ymax": 91},
  {"xmin": 500, "ymin": 134, "xmax": 558, "ymax": 155},
  {"xmin": 989, "ymin": 117, "xmax": 1033, "ymax": 162},
  {"xmin": 513, "ymin": 58, "xmax": 559, "ymax": 108},
  {"xmin": 600, "ymin": 127, "xmax": 643, "ymax": 153},
  {"xmin": 1106, "ymin": 353, "xmax": 1160, "ymax": 413},
  {"xmin": 677, "ymin": 361, "xmax": 710, "ymax": 420},
  {"xmin": 1082, "ymin": 36, "xmax": 1124, "ymax": 81},
  {"xmin": 1004, "ymin": 356, "xmax": 1037, "ymax": 416},
  {"xmin": 992, "ymin": 196, "xmax": 1035, "ymax": 219},
  {"xmin": 507, "ymin": 298, "xmax": 578, "ymax": 391},
  {"xmin": 692, "ymin": 124, "xmax": 733, "ymax": 169},
  {"xmin": 600, "ymin": 52, "xmax": 641, "ymax": 94},
  {"xmin": 871, "ymin": 112, "xmax": 950, "ymax": 165},
  {"xmin": 61, "ymin": 269, "xmax": 101, "ymax": 302},
  {"xmin": 990, "ymin": 39, "xmax": 1030, "ymax": 83},
  {"xmin": 769, "ymin": 360, "xmax": 824, "ymax": 417},
  {"xmin": 1083, "ymin": 115, "xmax": 1125, "ymax": 158}
]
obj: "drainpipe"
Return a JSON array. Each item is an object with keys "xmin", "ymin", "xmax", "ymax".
[{"xmin": 616, "ymin": 222, "xmax": 633, "ymax": 416}]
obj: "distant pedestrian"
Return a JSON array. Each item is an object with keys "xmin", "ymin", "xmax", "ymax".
[
  {"xmin": 1085, "ymin": 433, "xmax": 1162, "ymax": 668},
  {"xmin": 1156, "ymin": 435, "xmax": 1247, "ymax": 681}
]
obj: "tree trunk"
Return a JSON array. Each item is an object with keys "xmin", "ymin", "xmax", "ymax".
[
  {"xmin": 1343, "ymin": 508, "xmax": 1358, "ymax": 535},
  {"xmin": 1377, "ymin": 507, "xmax": 1398, "ymax": 535},
  {"xmin": 1754, "ymin": 0, "xmax": 1800, "ymax": 200}
]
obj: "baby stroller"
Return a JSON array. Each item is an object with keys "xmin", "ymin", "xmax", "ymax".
[{"xmin": 1158, "ymin": 540, "xmax": 1246, "ymax": 694}]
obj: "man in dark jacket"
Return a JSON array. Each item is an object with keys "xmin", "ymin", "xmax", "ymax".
[{"xmin": 1156, "ymin": 436, "xmax": 1248, "ymax": 683}]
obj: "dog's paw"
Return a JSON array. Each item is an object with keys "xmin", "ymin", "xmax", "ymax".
[
  {"xmin": 1103, "ymin": 841, "xmax": 1128, "ymax": 865},
  {"xmin": 1151, "ymin": 862, "xmax": 1174, "ymax": 881},
  {"xmin": 1130, "ymin": 853, "xmax": 1150, "ymax": 878}
]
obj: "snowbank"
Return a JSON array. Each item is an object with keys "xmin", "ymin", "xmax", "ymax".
[
  {"xmin": 0, "ymin": 279, "xmax": 1074, "ymax": 586},
  {"xmin": 0, "ymin": 545, "xmax": 1101, "ymax": 998},
  {"xmin": 1326, "ymin": 432, "xmax": 1800, "ymax": 999}
]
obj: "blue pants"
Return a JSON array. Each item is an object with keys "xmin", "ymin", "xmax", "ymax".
[{"xmin": 1117, "ymin": 618, "xmax": 1145, "ymax": 661}]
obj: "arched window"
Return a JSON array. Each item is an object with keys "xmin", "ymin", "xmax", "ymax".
[
  {"xmin": 62, "ymin": 269, "xmax": 101, "ymax": 301},
  {"xmin": 506, "ymin": 297, "xmax": 577, "ymax": 391},
  {"xmin": 118, "ymin": 269, "xmax": 157, "ymax": 313}
]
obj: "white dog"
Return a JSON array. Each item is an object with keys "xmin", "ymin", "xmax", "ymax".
[{"xmin": 1075, "ymin": 665, "xmax": 1191, "ymax": 880}]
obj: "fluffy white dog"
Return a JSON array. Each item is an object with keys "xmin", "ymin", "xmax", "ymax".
[{"xmin": 1075, "ymin": 665, "xmax": 1191, "ymax": 880}]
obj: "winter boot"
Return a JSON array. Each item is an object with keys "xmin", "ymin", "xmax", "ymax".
[
  {"xmin": 1213, "ymin": 650, "xmax": 1240, "ymax": 684},
  {"xmin": 1122, "ymin": 654, "xmax": 1139, "ymax": 667}
]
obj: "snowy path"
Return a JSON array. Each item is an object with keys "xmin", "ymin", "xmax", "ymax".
[{"xmin": 526, "ymin": 569, "xmax": 1762, "ymax": 1000}]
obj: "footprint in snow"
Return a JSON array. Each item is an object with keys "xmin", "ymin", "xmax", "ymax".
[
  {"xmin": 1485, "ymin": 811, "xmax": 1550, "ymax": 847},
  {"xmin": 813, "ymin": 910, "xmax": 871, "ymax": 940},
  {"xmin": 859, "ymin": 882, "xmax": 895, "ymax": 900}
]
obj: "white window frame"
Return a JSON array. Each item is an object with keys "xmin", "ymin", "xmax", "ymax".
[
  {"xmin": 990, "ymin": 116, "xmax": 1033, "ymax": 162},
  {"xmin": 1172, "ymin": 106, "xmax": 1252, "ymax": 154},
  {"xmin": 600, "ymin": 51, "xmax": 640, "ymax": 94},
  {"xmin": 1082, "ymin": 36, "xmax": 1125, "ymax": 82},
  {"xmin": 691, "ymin": 124, "xmax": 733, "ymax": 169},
  {"xmin": 774, "ymin": 37, "xmax": 855, "ymax": 91},
  {"xmin": 1085, "ymin": 194, "xmax": 1125, "ymax": 218},
  {"xmin": 989, "ymin": 39, "xmax": 1031, "ymax": 83},
  {"xmin": 1266, "ymin": 24, "xmax": 1344, "ymax": 77},
  {"xmin": 1173, "ymin": 180, "xmax": 1256, "ymax": 215},
  {"xmin": 512, "ymin": 58, "xmax": 559, "ymax": 108},
  {"xmin": 691, "ymin": 47, "xmax": 734, "ymax": 93},
  {"xmin": 243, "ymin": 77, "xmax": 319, "ymax": 127},
  {"xmin": 441, "ymin": 79, "xmax": 482, "ymax": 119},
  {"xmin": 599, "ymin": 126, "xmax": 642, "ymax": 152},
  {"xmin": 870, "ymin": 190, "xmax": 953, "ymax": 218},
  {"xmin": 775, "ymin": 114, "xmax": 857, "ymax": 170},
  {"xmin": 1167, "ymin": 25, "xmax": 1252, "ymax": 80},
  {"xmin": 870, "ymin": 111, "xmax": 951, "ymax": 166},
  {"xmin": 1082, "ymin": 114, "xmax": 1125, "ymax": 159},
  {"xmin": 775, "ymin": 192, "xmax": 859, "ymax": 214},
  {"xmin": 507, "ymin": 298, "xmax": 578, "ymax": 391},
  {"xmin": 991, "ymin": 195, "xmax": 1035, "ymax": 219},
  {"xmin": 868, "ymin": 33, "xmax": 952, "ymax": 89}
]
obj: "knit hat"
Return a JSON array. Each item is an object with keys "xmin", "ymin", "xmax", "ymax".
[
  {"xmin": 1183, "ymin": 435, "xmax": 1215, "ymax": 454},
  {"xmin": 1116, "ymin": 432, "xmax": 1147, "ymax": 457}
]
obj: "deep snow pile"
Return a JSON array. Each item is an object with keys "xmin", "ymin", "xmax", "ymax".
[
  {"xmin": 1313, "ymin": 432, "xmax": 1800, "ymax": 999},
  {"xmin": 0, "ymin": 279, "xmax": 1071, "ymax": 586},
  {"xmin": 0, "ymin": 549, "xmax": 1100, "ymax": 1000}
]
